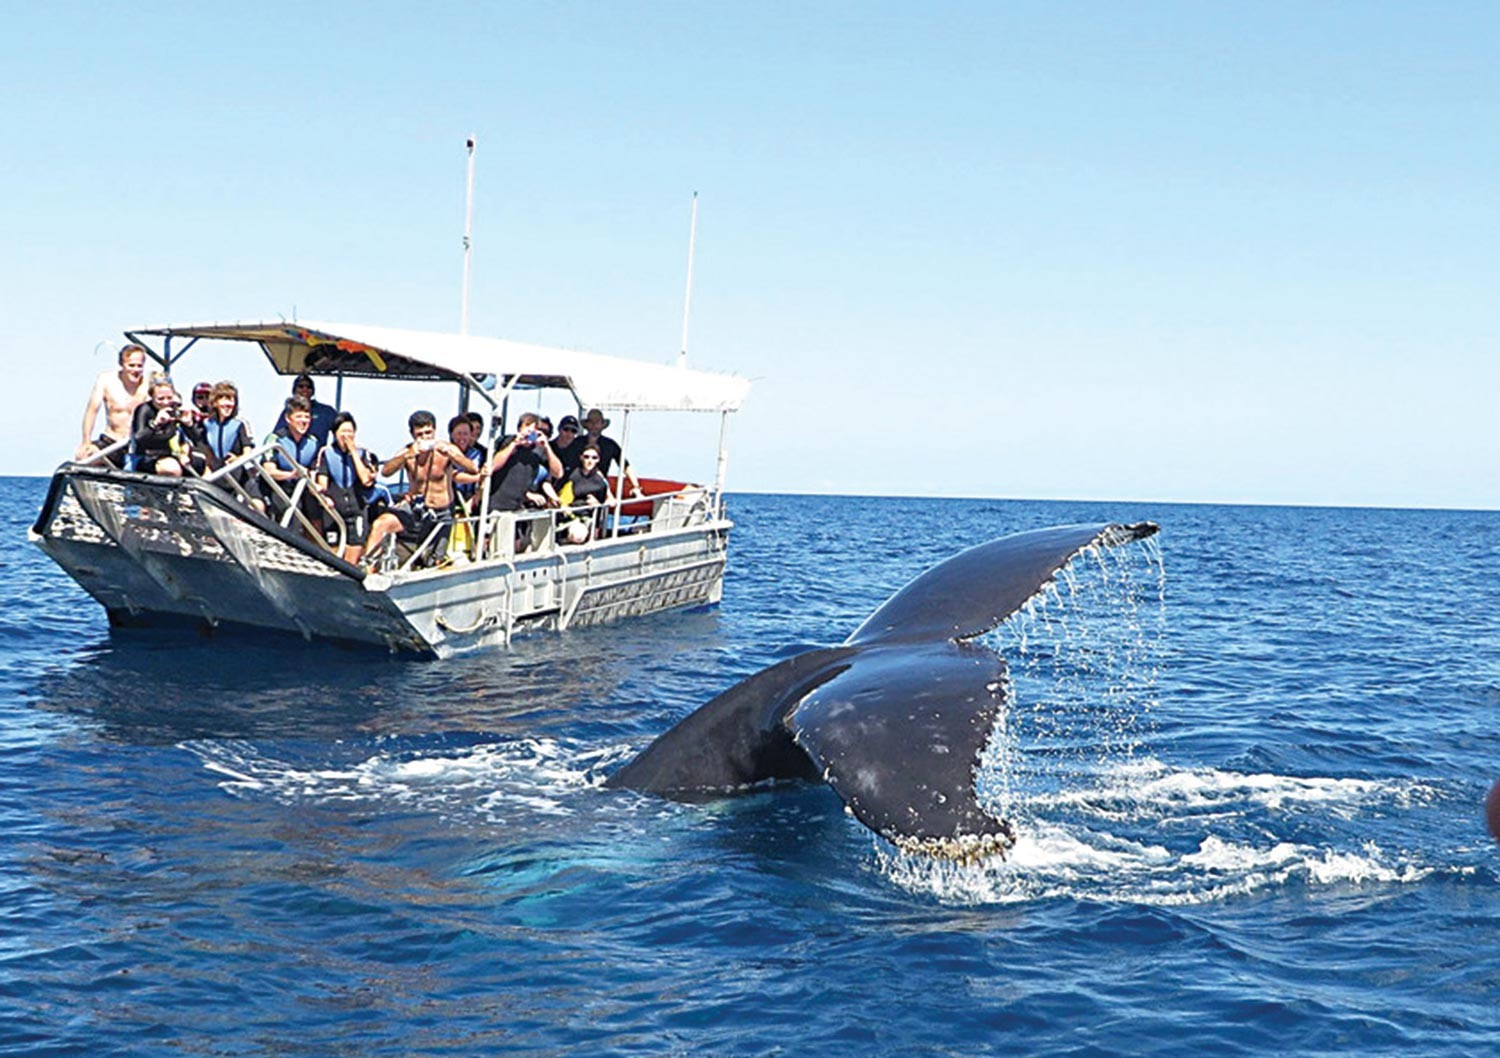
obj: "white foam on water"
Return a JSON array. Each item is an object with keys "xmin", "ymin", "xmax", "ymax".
[
  {"xmin": 182, "ymin": 737, "xmax": 636, "ymax": 822},
  {"xmin": 1032, "ymin": 756, "xmax": 1438, "ymax": 817},
  {"xmin": 877, "ymin": 757, "xmax": 1439, "ymax": 906}
]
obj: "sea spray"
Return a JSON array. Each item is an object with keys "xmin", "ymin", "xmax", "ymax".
[{"xmin": 975, "ymin": 530, "xmax": 1167, "ymax": 826}]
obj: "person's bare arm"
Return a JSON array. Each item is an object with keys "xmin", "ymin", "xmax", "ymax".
[
  {"xmin": 380, "ymin": 447, "xmax": 413, "ymax": 477},
  {"xmin": 438, "ymin": 441, "xmax": 477, "ymax": 474},
  {"xmin": 484, "ymin": 438, "xmax": 520, "ymax": 476}
]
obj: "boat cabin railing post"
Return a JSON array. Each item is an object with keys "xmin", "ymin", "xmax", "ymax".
[
  {"xmin": 473, "ymin": 373, "xmax": 521, "ymax": 559},
  {"xmin": 712, "ymin": 409, "xmax": 731, "ymax": 519},
  {"xmin": 609, "ymin": 409, "xmax": 630, "ymax": 539}
]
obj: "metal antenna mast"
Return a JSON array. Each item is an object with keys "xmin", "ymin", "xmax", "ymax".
[
  {"xmin": 461, "ymin": 135, "xmax": 477, "ymax": 335},
  {"xmin": 678, "ymin": 191, "xmax": 699, "ymax": 368}
]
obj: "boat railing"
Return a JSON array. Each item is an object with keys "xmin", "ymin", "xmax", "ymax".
[
  {"xmin": 70, "ymin": 437, "xmax": 350, "ymax": 561},
  {"xmin": 250, "ymin": 454, "xmax": 347, "ymax": 558},
  {"xmin": 377, "ymin": 483, "xmax": 717, "ymax": 573},
  {"xmin": 73, "ymin": 437, "xmax": 133, "ymax": 469},
  {"xmin": 199, "ymin": 439, "xmax": 279, "ymax": 486},
  {"xmin": 60, "ymin": 451, "xmax": 711, "ymax": 578},
  {"xmin": 190, "ymin": 437, "xmax": 346, "ymax": 557}
]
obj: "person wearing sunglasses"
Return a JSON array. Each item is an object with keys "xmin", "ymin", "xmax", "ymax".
[{"xmin": 544, "ymin": 443, "xmax": 613, "ymax": 544}]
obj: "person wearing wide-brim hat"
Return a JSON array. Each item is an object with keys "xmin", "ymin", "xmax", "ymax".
[{"xmin": 564, "ymin": 408, "xmax": 641, "ymax": 496}]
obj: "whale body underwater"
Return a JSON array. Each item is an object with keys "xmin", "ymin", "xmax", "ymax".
[{"xmin": 607, "ymin": 521, "xmax": 1161, "ymax": 862}]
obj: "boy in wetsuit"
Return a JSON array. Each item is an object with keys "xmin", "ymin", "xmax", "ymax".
[{"xmin": 261, "ymin": 395, "xmax": 329, "ymax": 532}]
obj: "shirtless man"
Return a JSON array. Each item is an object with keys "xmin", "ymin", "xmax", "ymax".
[
  {"xmin": 76, "ymin": 343, "xmax": 151, "ymax": 463},
  {"xmin": 362, "ymin": 410, "xmax": 478, "ymax": 565}
]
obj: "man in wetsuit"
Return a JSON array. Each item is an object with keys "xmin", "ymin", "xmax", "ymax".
[
  {"xmin": 263, "ymin": 395, "xmax": 325, "ymax": 528},
  {"xmin": 362, "ymin": 410, "xmax": 478, "ymax": 566},
  {"xmin": 76, "ymin": 343, "xmax": 151, "ymax": 465}
]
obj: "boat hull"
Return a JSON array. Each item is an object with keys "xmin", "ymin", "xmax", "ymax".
[{"xmin": 31, "ymin": 468, "xmax": 729, "ymax": 657}]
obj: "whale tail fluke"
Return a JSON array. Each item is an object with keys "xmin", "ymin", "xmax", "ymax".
[
  {"xmin": 790, "ymin": 640, "xmax": 1015, "ymax": 862},
  {"xmin": 609, "ymin": 522, "xmax": 1160, "ymax": 862},
  {"xmin": 847, "ymin": 521, "xmax": 1159, "ymax": 648}
]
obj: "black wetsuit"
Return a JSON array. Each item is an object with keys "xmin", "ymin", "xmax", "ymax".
[
  {"xmin": 130, "ymin": 403, "xmax": 184, "ymax": 472},
  {"xmin": 488, "ymin": 437, "xmax": 549, "ymax": 512},
  {"xmin": 562, "ymin": 468, "xmax": 609, "ymax": 507}
]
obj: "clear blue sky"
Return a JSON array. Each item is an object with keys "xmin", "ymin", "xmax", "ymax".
[{"xmin": 4, "ymin": 2, "xmax": 1495, "ymax": 509}]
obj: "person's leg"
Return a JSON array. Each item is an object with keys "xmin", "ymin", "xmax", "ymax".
[{"xmin": 363, "ymin": 511, "xmax": 404, "ymax": 566}]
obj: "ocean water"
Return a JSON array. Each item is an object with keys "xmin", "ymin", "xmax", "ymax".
[{"xmin": 2, "ymin": 477, "xmax": 1498, "ymax": 1056}]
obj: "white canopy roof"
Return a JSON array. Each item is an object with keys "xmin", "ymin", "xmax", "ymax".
[{"xmin": 129, "ymin": 320, "xmax": 752, "ymax": 413}]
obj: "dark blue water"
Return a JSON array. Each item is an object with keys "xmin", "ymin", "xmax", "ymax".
[{"xmin": 3, "ymin": 477, "xmax": 1498, "ymax": 1056}]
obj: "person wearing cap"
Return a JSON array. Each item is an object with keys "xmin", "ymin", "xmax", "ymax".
[
  {"xmin": 180, "ymin": 382, "xmax": 215, "ymax": 469},
  {"xmin": 271, "ymin": 373, "xmax": 337, "ymax": 446},
  {"xmin": 564, "ymin": 409, "xmax": 641, "ymax": 496},
  {"xmin": 553, "ymin": 414, "xmax": 584, "ymax": 476},
  {"xmin": 191, "ymin": 382, "xmax": 213, "ymax": 418}
]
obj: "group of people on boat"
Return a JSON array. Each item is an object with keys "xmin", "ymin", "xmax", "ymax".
[{"xmin": 74, "ymin": 342, "xmax": 644, "ymax": 569}]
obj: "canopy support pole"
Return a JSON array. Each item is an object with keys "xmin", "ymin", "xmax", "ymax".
[
  {"xmin": 712, "ymin": 410, "xmax": 731, "ymax": 518},
  {"xmin": 609, "ymin": 410, "xmax": 631, "ymax": 539},
  {"xmin": 473, "ymin": 372, "xmax": 523, "ymax": 559}
]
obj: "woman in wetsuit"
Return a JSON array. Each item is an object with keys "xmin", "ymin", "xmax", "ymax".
[
  {"xmin": 130, "ymin": 375, "xmax": 193, "ymax": 476},
  {"xmin": 315, "ymin": 411, "xmax": 379, "ymax": 565},
  {"xmin": 197, "ymin": 380, "xmax": 264, "ymax": 510},
  {"xmin": 544, "ymin": 443, "xmax": 614, "ymax": 544}
]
